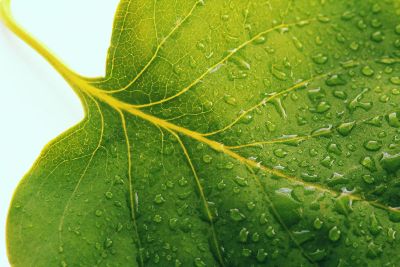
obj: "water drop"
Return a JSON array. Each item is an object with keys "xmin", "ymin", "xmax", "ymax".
[
  {"xmin": 388, "ymin": 228, "xmax": 397, "ymax": 242},
  {"xmin": 194, "ymin": 258, "xmax": 206, "ymax": 267},
  {"xmin": 386, "ymin": 112, "xmax": 400, "ymax": 127},
  {"xmin": 347, "ymin": 88, "xmax": 372, "ymax": 112},
  {"xmin": 224, "ymin": 95, "xmax": 237, "ymax": 105},
  {"xmin": 328, "ymin": 226, "xmax": 341, "ymax": 242},
  {"xmin": 312, "ymin": 125, "xmax": 333, "ymax": 137},
  {"xmin": 308, "ymin": 249, "xmax": 327, "ymax": 261},
  {"xmin": 312, "ymin": 53, "xmax": 328, "ymax": 64},
  {"xmin": 365, "ymin": 116, "xmax": 382, "ymax": 127},
  {"xmin": 328, "ymin": 172, "xmax": 348, "ymax": 186},
  {"xmin": 380, "ymin": 152, "xmax": 400, "ymax": 173},
  {"xmin": 202, "ymin": 154, "xmax": 213, "ymax": 163},
  {"xmin": 340, "ymin": 60, "xmax": 359, "ymax": 69},
  {"xmin": 362, "ymin": 174, "xmax": 375, "ymax": 184},
  {"xmin": 313, "ymin": 218, "xmax": 324, "ymax": 229},
  {"xmin": 321, "ymin": 155, "xmax": 334, "ymax": 169},
  {"xmin": 326, "ymin": 74, "xmax": 347, "ymax": 86},
  {"xmin": 274, "ymin": 148, "xmax": 288, "ymax": 158},
  {"xmin": 265, "ymin": 226, "xmax": 276, "ymax": 238},
  {"xmin": 271, "ymin": 65, "xmax": 287, "ymax": 81},
  {"xmin": 169, "ymin": 218, "xmax": 178, "ymax": 230},
  {"xmin": 230, "ymin": 208, "xmax": 246, "ymax": 221},
  {"xmin": 327, "ymin": 143, "xmax": 342, "ymax": 155},
  {"xmin": 333, "ymin": 90, "xmax": 347, "ymax": 100},
  {"xmin": 316, "ymin": 101, "xmax": 331, "ymax": 113},
  {"xmin": 153, "ymin": 214, "xmax": 162, "ymax": 223},
  {"xmin": 349, "ymin": 41, "xmax": 359, "ymax": 51},
  {"xmin": 270, "ymin": 188, "xmax": 301, "ymax": 226},
  {"xmin": 253, "ymin": 35, "xmax": 267, "ymax": 45},
  {"xmin": 293, "ymin": 230, "xmax": 314, "ymax": 244},
  {"xmin": 104, "ymin": 238, "xmax": 113, "ymax": 248},
  {"xmin": 360, "ymin": 156, "xmax": 377, "ymax": 172},
  {"xmin": 371, "ymin": 31, "xmax": 384, "ymax": 42},
  {"xmin": 154, "ymin": 194, "xmax": 165, "ymax": 204},
  {"xmin": 363, "ymin": 140, "xmax": 382, "ymax": 151},
  {"xmin": 390, "ymin": 76, "xmax": 400, "ymax": 85},
  {"xmin": 105, "ymin": 191, "xmax": 113, "ymax": 199},
  {"xmin": 369, "ymin": 213, "xmax": 382, "ymax": 236},
  {"xmin": 367, "ymin": 242, "xmax": 383, "ymax": 259},
  {"xmin": 229, "ymin": 56, "xmax": 251, "ymax": 70},
  {"xmin": 361, "ymin": 66, "xmax": 375, "ymax": 76},
  {"xmin": 292, "ymin": 36, "xmax": 304, "ymax": 51},
  {"xmin": 241, "ymin": 248, "xmax": 252, "ymax": 257},
  {"xmin": 256, "ymin": 249, "xmax": 268, "ymax": 262},
  {"xmin": 234, "ymin": 176, "xmax": 248, "ymax": 187},
  {"xmin": 239, "ymin": 228, "xmax": 249, "ymax": 243}
]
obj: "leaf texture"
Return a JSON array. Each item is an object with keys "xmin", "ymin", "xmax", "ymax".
[{"xmin": 3, "ymin": 0, "xmax": 400, "ymax": 266}]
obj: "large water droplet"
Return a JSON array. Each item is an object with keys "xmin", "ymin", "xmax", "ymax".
[
  {"xmin": 363, "ymin": 140, "xmax": 383, "ymax": 151},
  {"xmin": 380, "ymin": 152, "xmax": 400, "ymax": 173},
  {"xmin": 337, "ymin": 121, "xmax": 356, "ymax": 136},
  {"xmin": 270, "ymin": 188, "xmax": 301, "ymax": 226},
  {"xmin": 386, "ymin": 112, "xmax": 400, "ymax": 128}
]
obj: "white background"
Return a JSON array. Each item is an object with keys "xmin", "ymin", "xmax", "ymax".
[{"xmin": 0, "ymin": 0, "xmax": 119, "ymax": 265}]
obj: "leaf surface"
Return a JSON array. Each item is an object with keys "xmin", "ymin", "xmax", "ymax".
[{"xmin": 3, "ymin": 0, "xmax": 400, "ymax": 266}]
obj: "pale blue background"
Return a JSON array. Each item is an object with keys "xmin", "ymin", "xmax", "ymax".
[{"xmin": 0, "ymin": 0, "xmax": 119, "ymax": 265}]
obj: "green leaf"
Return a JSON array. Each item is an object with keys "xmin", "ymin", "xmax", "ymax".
[{"xmin": 3, "ymin": 0, "xmax": 400, "ymax": 266}]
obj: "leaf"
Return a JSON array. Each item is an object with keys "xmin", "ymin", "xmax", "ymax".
[{"xmin": 3, "ymin": 0, "xmax": 400, "ymax": 266}]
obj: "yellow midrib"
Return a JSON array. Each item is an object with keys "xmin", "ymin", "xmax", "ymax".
[{"xmin": 1, "ymin": 0, "xmax": 399, "ymax": 215}]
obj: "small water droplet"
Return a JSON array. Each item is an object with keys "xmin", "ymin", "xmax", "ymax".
[
  {"xmin": 369, "ymin": 213, "xmax": 382, "ymax": 236},
  {"xmin": 271, "ymin": 65, "xmax": 287, "ymax": 81},
  {"xmin": 328, "ymin": 226, "xmax": 341, "ymax": 242},
  {"xmin": 361, "ymin": 65, "xmax": 375, "ymax": 76},
  {"xmin": 239, "ymin": 228, "xmax": 249, "ymax": 243},
  {"xmin": 274, "ymin": 148, "xmax": 288, "ymax": 158},
  {"xmin": 154, "ymin": 194, "xmax": 165, "ymax": 204},
  {"xmin": 234, "ymin": 176, "xmax": 248, "ymax": 187},
  {"xmin": 367, "ymin": 242, "xmax": 383, "ymax": 259},
  {"xmin": 104, "ymin": 238, "xmax": 113, "ymax": 248},
  {"xmin": 313, "ymin": 218, "xmax": 324, "ymax": 229},
  {"xmin": 292, "ymin": 36, "xmax": 304, "ymax": 51},
  {"xmin": 105, "ymin": 191, "xmax": 113, "ymax": 199},
  {"xmin": 360, "ymin": 156, "xmax": 377, "ymax": 172},
  {"xmin": 224, "ymin": 95, "xmax": 237, "ymax": 105},
  {"xmin": 256, "ymin": 249, "xmax": 268, "ymax": 262},
  {"xmin": 386, "ymin": 112, "xmax": 400, "ymax": 127},
  {"xmin": 253, "ymin": 35, "xmax": 267, "ymax": 45},
  {"xmin": 194, "ymin": 258, "xmax": 206, "ymax": 267},
  {"xmin": 202, "ymin": 154, "xmax": 213, "ymax": 163},
  {"xmin": 362, "ymin": 174, "xmax": 375, "ymax": 184},
  {"xmin": 265, "ymin": 226, "xmax": 276, "ymax": 238},
  {"xmin": 230, "ymin": 208, "xmax": 246, "ymax": 221},
  {"xmin": 371, "ymin": 31, "xmax": 384, "ymax": 42},
  {"xmin": 153, "ymin": 214, "xmax": 162, "ymax": 223},
  {"xmin": 312, "ymin": 53, "xmax": 328, "ymax": 64}
]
